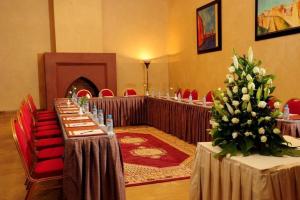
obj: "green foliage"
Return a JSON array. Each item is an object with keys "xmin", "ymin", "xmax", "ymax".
[
  {"xmin": 210, "ymin": 47, "xmax": 300, "ymax": 158},
  {"xmin": 78, "ymin": 96, "xmax": 88, "ymax": 107}
]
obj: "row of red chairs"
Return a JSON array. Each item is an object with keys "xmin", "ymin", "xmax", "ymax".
[
  {"xmin": 11, "ymin": 95, "xmax": 64, "ymax": 199},
  {"xmin": 77, "ymin": 88, "xmax": 137, "ymax": 98},
  {"xmin": 176, "ymin": 89, "xmax": 213, "ymax": 101}
]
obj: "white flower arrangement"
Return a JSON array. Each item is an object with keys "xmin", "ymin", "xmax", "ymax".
[{"xmin": 210, "ymin": 47, "xmax": 300, "ymax": 157}]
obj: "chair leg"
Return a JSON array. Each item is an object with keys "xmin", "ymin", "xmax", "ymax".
[{"xmin": 25, "ymin": 183, "xmax": 35, "ymax": 200}]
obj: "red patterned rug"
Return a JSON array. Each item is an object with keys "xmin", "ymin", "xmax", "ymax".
[{"xmin": 117, "ymin": 132, "xmax": 193, "ymax": 187}]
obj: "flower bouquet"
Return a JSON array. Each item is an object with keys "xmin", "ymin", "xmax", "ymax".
[{"xmin": 210, "ymin": 47, "xmax": 300, "ymax": 157}]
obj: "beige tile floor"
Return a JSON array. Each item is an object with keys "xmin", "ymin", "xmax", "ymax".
[{"xmin": 0, "ymin": 112, "xmax": 194, "ymax": 200}]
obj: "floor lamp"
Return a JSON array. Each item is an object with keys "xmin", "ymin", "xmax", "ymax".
[{"xmin": 144, "ymin": 60, "xmax": 151, "ymax": 95}]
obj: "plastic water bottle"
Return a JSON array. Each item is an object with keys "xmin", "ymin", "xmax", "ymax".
[
  {"xmin": 283, "ymin": 105, "xmax": 289, "ymax": 120},
  {"xmin": 166, "ymin": 92, "xmax": 170, "ymax": 99},
  {"xmin": 106, "ymin": 114, "xmax": 114, "ymax": 133},
  {"xmin": 85, "ymin": 102, "xmax": 89, "ymax": 113},
  {"xmin": 177, "ymin": 93, "xmax": 181, "ymax": 101},
  {"xmin": 188, "ymin": 93, "xmax": 193, "ymax": 103},
  {"xmin": 174, "ymin": 93, "xmax": 178, "ymax": 100},
  {"xmin": 92, "ymin": 104, "xmax": 97, "ymax": 120},
  {"xmin": 97, "ymin": 109, "xmax": 104, "ymax": 125},
  {"xmin": 203, "ymin": 96, "xmax": 207, "ymax": 106},
  {"xmin": 125, "ymin": 90, "xmax": 128, "ymax": 97}
]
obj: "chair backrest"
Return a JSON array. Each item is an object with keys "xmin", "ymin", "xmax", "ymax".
[
  {"xmin": 124, "ymin": 88, "xmax": 137, "ymax": 96},
  {"xmin": 17, "ymin": 111, "xmax": 34, "ymax": 146},
  {"xmin": 20, "ymin": 101, "xmax": 34, "ymax": 134},
  {"xmin": 11, "ymin": 117, "xmax": 33, "ymax": 177},
  {"xmin": 206, "ymin": 91, "xmax": 214, "ymax": 102},
  {"xmin": 99, "ymin": 89, "xmax": 114, "ymax": 97},
  {"xmin": 182, "ymin": 89, "xmax": 191, "ymax": 99},
  {"xmin": 76, "ymin": 89, "xmax": 92, "ymax": 98},
  {"xmin": 27, "ymin": 94, "xmax": 37, "ymax": 113},
  {"xmin": 191, "ymin": 89, "xmax": 198, "ymax": 100},
  {"xmin": 286, "ymin": 98, "xmax": 300, "ymax": 114}
]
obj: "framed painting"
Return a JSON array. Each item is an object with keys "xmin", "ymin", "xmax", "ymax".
[
  {"xmin": 255, "ymin": 0, "xmax": 300, "ymax": 41},
  {"xmin": 196, "ymin": 0, "xmax": 222, "ymax": 54}
]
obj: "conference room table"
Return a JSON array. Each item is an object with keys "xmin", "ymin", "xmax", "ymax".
[
  {"xmin": 89, "ymin": 96, "xmax": 212, "ymax": 144},
  {"xmin": 190, "ymin": 136, "xmax": 300, "ymax": 200},
  {"xmin": 277, "ymin": 114, "xmax": 300, "ymax": 138},
  {"xmin": 54, "ymin": 98, "xmax": 125, "ymax": 200}
]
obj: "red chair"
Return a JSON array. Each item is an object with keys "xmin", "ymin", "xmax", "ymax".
[
  {"xmin": 27, "ymin": 94, "xmax": 57, "ymax": 118},
  {"xmin": 191, "ymin": 89, "xmax": 198, "ymax": 100},
  {"xmin": 76, "ymin": 89, "xmax": 92, "ymax": 98},
  {"xmin": 99, "ymin": 89, "xmax": 114, "ymax": 97},
  {"xmin": 182, "ymin": 89, "xmax": 191, "ymax": 99},
  {"xmin": 18, "ymin": 111, "xmax": 63, "ymax": 150},
  {"xmin": 285, "ymin": 98, "xmax": 300, "ymax": 114},
  {"xmin": 124, "ymin": 88, "xmax": 137, "ymax": 96},
  {"xmin": 11, "ymin": 118, "xmax": 63, "ymax": 200},
  {"xmin": 206, "ymin": 91, "xmax": 214, "ymax": 102}
]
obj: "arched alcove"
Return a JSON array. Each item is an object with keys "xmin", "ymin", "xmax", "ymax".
[{"xmin": 65, "ymin": 77, "xmax": 99, "ymax": 97}]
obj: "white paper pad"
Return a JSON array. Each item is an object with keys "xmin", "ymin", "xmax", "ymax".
[
  {"xmin": 60, "ymin": 110, "xmax": 79, "ymax": 114},
  {"xmin": 65, "ymin": 122, "xmax": 95, "ymax": 127},
  {"xmin": 63, "ymin": 116, "xmax": 89, "ymax": 120},
  {"xmin": 70, "ymin": 129, "xmax": 104, "ymax": 136},
  {"xmin": 60, "ymin": 107, "xmax": 79, "ymax": 111}
]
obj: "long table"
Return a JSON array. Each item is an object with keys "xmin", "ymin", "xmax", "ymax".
[
  {"xmin": 190, "ymin": 136, "xmax": 300, "ymax": 200},
  {"xmin": 55, "ymin": 99, "xmax": 125, "ymax": 200},
  {"xmin": 89, "ymin": 96, "xmax": 212, "ymax": 144},
  {"xmin": 145, "ymin": 97, "xmax": 212, "ymax": 143}
]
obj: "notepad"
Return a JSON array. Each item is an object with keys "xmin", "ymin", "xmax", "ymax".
[
  {"xmin": 65, "ymin": 122, "xmax": 95, "ymax": 127},
  {"xmin": 63, "ymin": 116, "xmax": 89, "ymax": 120},
  {"xmin": 69, "ymin": 129, "xmax": 105, "ymax": 136}
]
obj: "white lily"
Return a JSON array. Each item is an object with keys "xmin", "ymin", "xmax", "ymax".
[
  {"xmin": 232, "ymin": 55, "xmax": 239, "ymax": 68},
  {"xmin": 248, "ymin": 47, "xmax": 253, "ymax": 63}
]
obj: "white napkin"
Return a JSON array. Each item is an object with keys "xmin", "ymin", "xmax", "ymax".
[{"xmin": 65, "ymin": 122, "xmax": 95, "ymax": 127}]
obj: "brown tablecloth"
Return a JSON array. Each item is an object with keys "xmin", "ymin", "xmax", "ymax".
[
  {"xmin": 55, "ymin": 99, "xmax": 126, "ymax": 200},
  {"xmin": 190, "ymin": 136, "xmax": 300, "ymax": 200},
  {"xmin": 63, "ymin": 136, "xmax": 125, "ymax": 200},
  {"xmin": 277, "ymin": 120, "xmax": 300, "ymax": 138},
  {"xmin": 89, "ymin": 96, "xmax": 146, "ymax": 127},
  {"xmin": 145, "ymin": 97, "xmax": 212, "ymax": 144}
]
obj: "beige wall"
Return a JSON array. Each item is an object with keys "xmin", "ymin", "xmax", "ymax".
[
  {"xmin": 168, "ymin": 0, "xmax": 300, "ymax": 103},
  {"xmin": 0, "ymin": 0, "xmax": 51, "ymax": 111},
  {"xmin": 54, "ymin": 0, "xmax": 103, "ymax": 52},
  {"xmin": 102, "ymin": 0, "xmax": 169, "ymax": 95}
]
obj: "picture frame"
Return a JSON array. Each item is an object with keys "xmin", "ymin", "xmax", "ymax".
[
  {"xmin": 255, "ymin": 0, "xmax": 300, "ymax": 41},
  {"xmin": 196, "ymin": 0, "xmax": 222, "ymax": 54}
]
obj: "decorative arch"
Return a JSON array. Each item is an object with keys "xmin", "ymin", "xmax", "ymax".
[{"xmin": 65, "ymin": 77, "xmax": 99, "ymax": 97}]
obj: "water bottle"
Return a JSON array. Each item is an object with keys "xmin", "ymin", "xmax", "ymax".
[
  {"xmin": 97, "ymin": 109, "xmax": 104, "ymax": 125},
  {"xmin": 125, "ymin": 90, "xmax": 128, "ymax": 97},
  {"xmin": 178, "ymin": 93, "xmax": 182, "ymax": 101},
  {"xmin": 85, "ymin": 101, "xmax": 89, "ymax": 113},
  {"xmin": 166, "ymin": 92, "xmax": 170, "ymax": 99},
  {"xmin": 203, "ymin": 96, "xmax": 207, "ymax": 106},
  {"xmin": 283, "ymin": 105, "xmax": 289, "ymax": 120},
  {"xmin": 92, "ymin": 103, "xmax": 97, "ymax": 120},
  {"xmin": 188, "ymin": 93, "xmax": 193, "ymax": 103},
  {"xmin": 174, "ymin": 93, "xmax": 178, "ymax": 100},
  {"xmin": 106, "ymin": 114, "xmax": 114, "ymax": 133},
  {"xmin": 151, "ymin": 90, "xmax": 155, "ymax": 97}
]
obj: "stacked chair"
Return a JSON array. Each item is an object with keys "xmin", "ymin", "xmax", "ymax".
[
  {"xmin": 191, "ymin": 89, "xmax": 198, "ymax": 100},
  {"xmin": 206, "ymin": 91, "xmax": 214, "ymax": 102},
  {"xmin": 11, "ymin": 95, "xmax": 64, "ymax": 199}
]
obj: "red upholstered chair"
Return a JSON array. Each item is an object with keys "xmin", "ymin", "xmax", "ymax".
[
  {"xmin": 182, "ymin": 89, "xmax": 191, "ymax": 99},
  {"xmin": 285, "ymin": 98, "xmax": 300, "ymax": 114},
  {"xmin": 191, "ymin": 89, "xmax": 198, "ymax": 100},
  {"xmin": 17, "ymin": 112, "xmax": 63, "ymax": 150},
  {"xmin": 27, "ymin": 94, "xmax": 56, "ymax": 118},
  {"xmin": 76, "ymin": 89, "xmax": 92, "ymax": 98},
  {"xmin": 124, "ymin": 88, "xmax": 137, "ymax": 96},
  {"xmin": 206, "ymin": 91, "xmax": 214, "ymax": 102},
  {"xmin": 11, "ymin": 118, "xmax": 63, "ymax": 200},
  {"xmin": 99, "ymin": 89, "xmax": 114, "ymax": 97}
]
